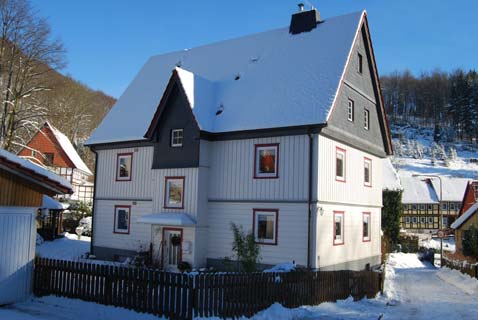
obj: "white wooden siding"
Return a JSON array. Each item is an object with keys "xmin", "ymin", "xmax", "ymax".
[
  {"xmin": 0, "ymin": 207, "xmax": 35, "ymax": 304},
  {"xmin": 93, "ymin": 200, "xmax": 153, "ymax": 252},
  {"xmin": 314, "ymin": 202, "xmax": 381, "ymax": 270},
  {"xmin": 95, "ymin": 147, "xmax": 153, "ymax": 200},
  {"xmin": 208, "ymin": 136, "xmax": 309, "ymax": 201},
  {"xmin": 151, "ymin": 168, "xmax": 199, "ymax": 216},
  {"xmin": 207, "ymin": 202, "xmax": 308, "ymax": 266},
  {"xmin": 317, "ymin": 134, "xmax": 382, "ymax": 206}
]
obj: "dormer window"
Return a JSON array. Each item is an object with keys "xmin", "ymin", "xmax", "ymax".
[
  {"xmin": 358, "ymin": 53, "xmax": 363, "ymax": 74},
  {"xmin": 171, "ymin": 129, "xmax": 183, "ymax": 147}
]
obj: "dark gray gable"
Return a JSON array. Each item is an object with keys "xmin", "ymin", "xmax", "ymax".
[
  {"xmin": 323, "ymin": 18, "xmax": 392, "ymax": 158},
  {"xmin": 151, "ymin": 80, "xmax": 200, "ymax": 169}
]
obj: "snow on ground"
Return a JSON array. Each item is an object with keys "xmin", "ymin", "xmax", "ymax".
[
  {"xmin": 0, "ymin": 296, "xmax": 161, "ymax": 320},
  {"xmin": 36, "ymin": 232, "xmax": 90, "ymax": 260},
  {"xmin": 436, "ymin": 267, "xmax": 478, "ymax": 295},
  {"xmin": 420, "ymin": 237, "xmax": 456, "ymax": 252}
]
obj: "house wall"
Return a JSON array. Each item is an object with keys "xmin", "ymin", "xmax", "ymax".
[
  {"xmin": 0, "ymin": 171, "xmax": 43, "ymax": 207},
  {"xmin": 18, "ymin": 126, "xmax": 74, "ymax": 168},
  {"xmin": 314, "ymin": 202, "xmax": 381, "ymax": 270},
  {"xmin": 208, "ymin": 135, "xmax": 309, "ymax": 201},
  {"xmin": 456, "ymin": 212, "xmax": 478, "ymax": 254},
  {"xmin": 92, "ymin": 199, "xmax": 153, "ymax": 259},
  {"xmin": 207, "ymin": 201, "xmax": 309, "ymax": 267},
  {"xmin": 95, "ymin": 147, "xmax": 154, "ymax": 200},
  {"xmin": 316, "ymin": 134, "xmax": 382, "ymax": 206}
]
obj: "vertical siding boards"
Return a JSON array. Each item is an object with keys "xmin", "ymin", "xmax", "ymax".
[
  {"xmin": 94, "ymin": 200, "xmax": 153, "ymax": 252},
  {"xmin": 95, "ymin": 147, "xmax": 154, "ymax": 200},
  {"xmin": 316, "ymin": 134, "xmax": 382, "ymax": 206},
  {"xmin": 151, "ymin": 168, "xmax": 199, "ymax": 216},
  {"xmin": 208, "ymin": 135, "xmax": 309, "ymax": 201}
]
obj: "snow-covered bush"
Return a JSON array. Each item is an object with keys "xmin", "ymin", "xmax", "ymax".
[{"xmin": 75, "ymin": 216, "xmax": 92, "ymax": 237}]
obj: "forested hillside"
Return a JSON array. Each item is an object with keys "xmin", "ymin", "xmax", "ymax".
[
  {"xmin": 0, "ymin": 0, "xmax": 115, "ymax": 169},
  {"xmin": 381, "ymin": 69, "xmax": 478, "ymax": 142}
]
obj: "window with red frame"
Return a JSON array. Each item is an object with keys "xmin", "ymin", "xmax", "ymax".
[
  {"xmin": 254, "ymin": 144, "xmax": 279, "ymax": 178},
  {"xmin": 114, "ymin": 206, "xmax": 130, "ymax": 234},
  {"xmin": 116, "ymin": 153, "xmax": 132, "ymax": 181}
]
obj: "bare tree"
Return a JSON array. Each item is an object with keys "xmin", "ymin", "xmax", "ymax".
[{"xmin": 0, "ymin": 0, "xmax": 65, "ymax": 150}]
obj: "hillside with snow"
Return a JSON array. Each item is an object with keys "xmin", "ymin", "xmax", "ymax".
[{"xmin": 391, "ymin": 123, "xmax": 478, "ymax": 179}]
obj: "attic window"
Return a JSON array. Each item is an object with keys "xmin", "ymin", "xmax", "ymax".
[
  {"xmin": 171, "ymin": 129, "xmax": 183, "ymax": 147},
  {"xmin": 358, "ymin": 53, "xmax": 363, "ymax": 74}
]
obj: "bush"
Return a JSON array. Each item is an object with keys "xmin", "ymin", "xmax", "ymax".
[
  {"xmin": 462, "ymin": 225, "xmax": 478, "ymax": 257},
  {"xmin": 229, "ymin": 223, "xmax": 260, "ymax": 272}
]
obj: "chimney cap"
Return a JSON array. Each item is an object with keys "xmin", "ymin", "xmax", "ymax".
[{"xmin": 298, "ymin": 3, "xmax": 305, "ymax": 11}]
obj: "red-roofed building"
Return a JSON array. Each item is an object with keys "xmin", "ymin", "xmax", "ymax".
[
  {"xmin": 18, "ymin": 122, "xmax": 94, "ymax": 204},
  {"xmin": 459, "ymin": 181, "xmax": 478, "ymax": 217}
]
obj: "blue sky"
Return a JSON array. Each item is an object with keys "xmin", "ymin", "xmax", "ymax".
[{"xmin": 30, "ymin": 0, "xmax": 478, "ymax": 98}]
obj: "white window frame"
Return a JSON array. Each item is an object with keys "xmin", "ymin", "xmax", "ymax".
[
  {"xmin": 364, "ymin": 108, "xmax": 370, "ymax": 130},
  {"xmin": 420, "ymin": 217, "xmax": 426, "ymax": 224},
  {"xmin": 254, "ymin": 144, "xmax": 279, "ymax": 179},
  {"xmin": 347, "ymin": 99, "xmax": 354, "ymax": 122},
  {"xmin": 253, "ymin": 209, "xmax": 278, "ymax": 245},
  {"xmin": 412, "ymin": 204, "xmax": 418, "ymax": 210},
  {"xmin": 114, "ymin": 205, "xmax": 130, "ymax": 234},
  {"xmin": 428, "ymin": 217, "xmax": 433, "ymax": 224},
  {"xmin": 171, "ymin": 129, "xmax": 184, "ymax": 147},
  {"xmin": 442, "ymin": 216, "xmax": 448, "ymax": 227},
  {"xmin": 333, "ymin": 211, "xmax": 345, "ymax": 245},
  {"xmin": 116, "ymin": 153, "xmax": 133, "ymax": 181},
  {"xmin": 363, "ymin": 212, "xmax": 371, "ymax": 242},
  {"xmin": 412, "ymin": 217, "xmax": 417, "ymax": 223},
  {"xmin": 336, "ymin": 147, "xmax": 346, "ymax": 182},
  {"xmin": 441, "ymin": 203, "xmax": 447, "ymax": 210},
  {"xmin": 364, "ymin": 157, "xmax": 372, "ymax": 187},
  {"xmin": 405, "ymin": 216, "xmax": 410, "ymax": 224},
  {"xmin": 450, "ymin": 203, "xmax": 455, "ymax": 210},
  {"xmin": 164, "ymin": 177, "xmax": 185, "ymax": 209}
]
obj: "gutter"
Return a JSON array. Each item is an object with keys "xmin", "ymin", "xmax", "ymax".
[
  {"xmin": 89, "ymin": 148, "xmax": 99, "ymax": 255},
  {"xmin": 307, "ymin": 132, "xmax": 314, "ymax": 269}
]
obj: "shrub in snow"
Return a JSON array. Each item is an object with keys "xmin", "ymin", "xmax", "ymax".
[
  {"xmin": 75, "ymin": 216, "xmax": 92, "ymax": 237},
  {"xmin": 228, "ymin": 223, "xmax": 260, "ymax": 272}
]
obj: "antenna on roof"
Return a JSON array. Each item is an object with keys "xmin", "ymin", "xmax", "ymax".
[{"xmin": 297, "ymin": 3, "xmax": 304, "ymax": 11}]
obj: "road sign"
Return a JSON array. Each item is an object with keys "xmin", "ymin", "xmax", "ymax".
[{"xmin": 437, "ymin": 230, "xmax": 446, "ymax": 238}]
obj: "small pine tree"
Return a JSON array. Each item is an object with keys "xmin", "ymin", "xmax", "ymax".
[
  {"xmin": 382, "ymin": 190, "xmax": 402, "ymax": 245},
  {"xmin": 230, "ymin": 223, "xmax": 260, "ymax": 272}
]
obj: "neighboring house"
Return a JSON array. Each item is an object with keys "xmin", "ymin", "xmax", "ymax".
[
  {"xmin": 86, "ymin": 8, "xmax": 392, "ymax": 271},
  {"xmin": 18, "ymin": 122, "xmax": 94, "ymax": 204},
  {"xmin": 0, "ymin": 148, "xmax": 72, "ymax": 304},
  {"xmin": 400, "ymin": 176, "xmax": 468, "ymax": 232},
  {"xmin": 382, "ymin": 158, "xmax": 401, "ymax": 192},
  {"xmin": 451, "ymin": 202, "xmax": 478, "ymax": 255},
  {"xmin": 458, "ymin": 180, "xmax": 478, "ymax": 216}
]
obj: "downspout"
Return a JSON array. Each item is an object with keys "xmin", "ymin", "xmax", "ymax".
[
  {"xmin": 89, "ymin": 148, "xmax": 99, "ymax": 256},
  {"xmin": 307, "ymin": 132, "xmax": 314, "ymax": 269}
]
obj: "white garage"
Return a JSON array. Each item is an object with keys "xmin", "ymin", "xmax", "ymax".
[{"xmin": 0, "ymin": 149, "xmax": 72, "ymax": 305}]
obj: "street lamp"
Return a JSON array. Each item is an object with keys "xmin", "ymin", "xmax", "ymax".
[{"xmin": 412, "ymin": 174, "xmax": 443, "ymax": 268}]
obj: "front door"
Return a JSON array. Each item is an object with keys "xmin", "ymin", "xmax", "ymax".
[{"xmin": 162, "ymin": 228, "xmax": 182, "ymax": 270}]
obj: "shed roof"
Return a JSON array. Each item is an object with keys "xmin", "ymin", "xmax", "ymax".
[{"xmin": 0, "ymin": 148, "xmax": 72, "ymax": 196}]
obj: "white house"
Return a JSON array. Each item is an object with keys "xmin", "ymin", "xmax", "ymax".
[{"xmin": 86, "ymin": 8, "xmax": 392, "ymax": 271}]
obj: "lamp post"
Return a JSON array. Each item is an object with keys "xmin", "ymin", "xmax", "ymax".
[{"xmin": 412, "ymin": 174, "xmax": 443, "ymax": 267}]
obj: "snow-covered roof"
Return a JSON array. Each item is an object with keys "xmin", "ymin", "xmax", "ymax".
[
  {"xmin": 383, "ymin": 158, "xmax": 402, "ymax": 191},
  {"xmin": 401, "ymin": 177, "xmax": 439, "ymax": 204},
  {"xmin": 137, "ymin": 213, "xmax": 197, "ymax": 226},
  {"xmin": 451, "ymin": 201, "xmax": 478, "ymax": 229},
  {"xmin": 0, "ymin": 148, "xmax": 72, "ymax": 193},
  {"xmin": 46, "ymin": 122, "xmax": 93, "ymax": 175},
  {"xmin": 87, "ymin": 11, "xmax": 365, "ymax": 145},
  {"xmin": 41, "ymin": 195, "xmax": 69, "ymax": 210},
  {"xmin": 430, "ymin": 177, "xmax": 469, "ymax": 202}
]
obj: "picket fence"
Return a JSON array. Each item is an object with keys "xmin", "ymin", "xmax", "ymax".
[{"xmin": 34, "ymin": 257, "xmax": 382, "ymax": 320}]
